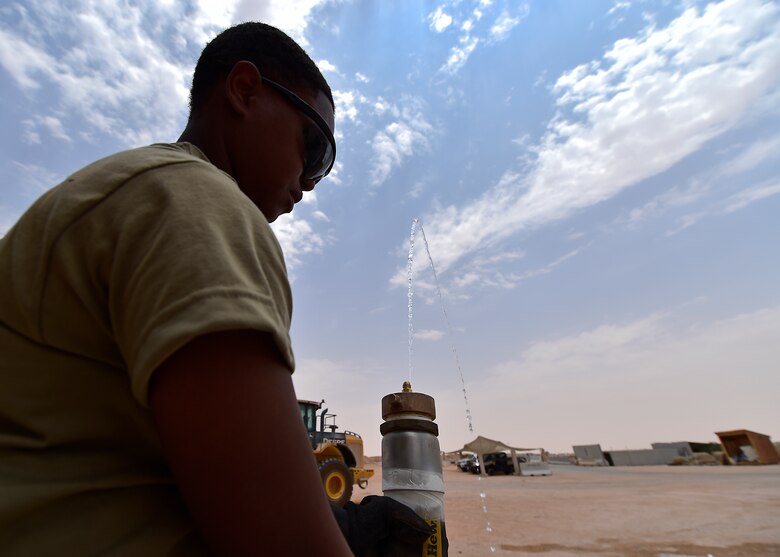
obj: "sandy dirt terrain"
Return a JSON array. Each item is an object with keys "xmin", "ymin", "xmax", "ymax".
[{"xmin": 355, "ymin": 459, "xmax": 780, "ymax": 557}]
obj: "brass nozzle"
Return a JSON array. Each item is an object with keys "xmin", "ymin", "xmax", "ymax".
[{"xmin": 381, "ymin": 387, "xmax": 436, "ymax": 420}]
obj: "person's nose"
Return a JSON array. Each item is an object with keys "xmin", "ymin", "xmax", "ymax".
[{"xmin": 301, "ymin": 176, "xmax": 317, "ymax": 192}]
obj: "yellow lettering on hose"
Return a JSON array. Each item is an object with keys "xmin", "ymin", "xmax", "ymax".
[{"xmin": 423, "ymin": 519, "xmax": 441, "ymax": 557}]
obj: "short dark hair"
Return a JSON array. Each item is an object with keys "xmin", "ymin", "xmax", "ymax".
[{"xmin": 188, "ymin": 22, "xmax": 333, "ymax": 117}]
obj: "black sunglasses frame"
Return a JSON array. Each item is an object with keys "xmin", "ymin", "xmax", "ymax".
[{"xmin": 261, "ymin": 77, "xmax": 336, "ymax": 183}]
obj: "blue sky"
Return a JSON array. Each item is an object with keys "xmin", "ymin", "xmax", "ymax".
[{"xmin": 1, "ymin": 0, "xmax": 778, "ymax": 455}]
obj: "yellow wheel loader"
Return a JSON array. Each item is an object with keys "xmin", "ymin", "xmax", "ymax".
[{"xmin": 299, "ymin": 399, "xmax": 374, "ymax": 507}]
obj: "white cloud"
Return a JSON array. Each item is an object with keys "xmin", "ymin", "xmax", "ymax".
[
  {"xmin": 311, "ymin": 210, "xmax": 330, "ymax": 222},
  {"xmin": 397, "ymin": 232, "xmax": 581, "ymax": 298},
  {"xmin": 333, "ymin": 89, "xmax": 363, "ymax": 123},
  {"xmin": 317, "ymin": 59, "xmax": 338, "ymax": 73},
  {"xmin": 472, "ymin": 250, "xmax": 526, "ymax": 266},
  {"xmin": 458, "ymin": 246, "xmax": 583, "ymax": 292},
  {"xmin": 373, "ymin": 98, "xmax": 392, "ymax": 115},
  {"xmin": 369, "ymin": 99, "xmax": 434, "ymax": 186},
  {"xmin": 0, "ymin": 0, "xmax": 331, "ymax": 148},
  {"xmin": 489, "ymin": 9, "xmax": 526, "ymax": 42},
  {"xmin": 429, "ymin": 6, "xmax": 453, "ymax": 33},
  {"xmin": 624, "ymin": 178, "xmax": 712, "ymax": 227},
  {"xmin": 719, "ymin": 133, "xmax": 780, "ymax": 177},
  {"xmin": 271, "ymin": 213, "xmax": 328, "ymax": 270},
  {"xmin": 414, "ymin": 329, "xmax": 445, "ymax": 341},
  {"xmin": 512, "ymin": 133, "xmax": 530, "ymax": 147},
  {"xmin": 721, "ymin": 180, "xmax": 780, "ymax": 214},
  {"xmin": 0, "ymin": 26, "xmax": 56, "ymax": 90},
  {"xmin": 191, "ymin": 0, "xmax": 237, "ymax": 41},
  {"xmin": 293, "ymin": 357, "xmax": 366, "ymax": 389},
  {"xmin": 21, "ymin": 122, "xmax": 40, "ymax": 145},
  {"xmin": 608, "ymin": 1, "xmax": 632, "ymax": 16},
  {"xmin": 413, "ymin": 0, "xmax": 780, "ymax": 279},
  {"xmin": 624, "ymin": 130, "xmax": 780, "ymax": 229},
  {"xmin": 0, "ymin": 1, "xmax": 204, "ymax": 146},
  {"xmin": 355, "ymin": 72, "xmax": 370, "ymax": 83},
  {"xmin": 667, "ymin": 211, "xmax": 706, "ymax": 236},
  {"xmin": 11, "ymin": 161, "xmax": 62, "ymax": 195},
  {"xmin": 407, "ymin": 179, "xmax": 427, "ymax": 200},
  {"xmin": 440, "ymin": 35, "xmax": 479, "ymax": 74},
  {"xmin": 22, "ymin": 116, "xmax": 71, "ymax": 144},
  {"xmin": 452, "ymin": 272, "xmax": 481, "ymax": 288},
  {"xmin": 517, "ymin": 247, "xmax": 583, "ymax": 280},
  {"xmin": 234, "ymin": 0, "xmax": 330, "ymax": 47},
  {"xmin": 301, "ymin": 190, "xmax": 318, "ymax": 205},
  {"xmin": 511, "ymin": 313, "xmax": 667, "ymax": 373},
  {"xmin": 438, "ymin": 3, "xmax": 529, "ymax": 74}
]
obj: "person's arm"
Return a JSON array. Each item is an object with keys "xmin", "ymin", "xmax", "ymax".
[{"xmin": 149, "ymin": 329, "xmax": 353, "ymax": 557}]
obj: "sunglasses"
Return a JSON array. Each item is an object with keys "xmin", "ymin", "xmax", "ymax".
[{"xmin": 261, "ymin": 77, "xmax": 336, "ymax": 184}]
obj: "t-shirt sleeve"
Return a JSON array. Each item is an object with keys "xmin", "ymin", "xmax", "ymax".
[{"xmin": 102, "ymin": 160, "xmax": 294, "ymax": 406}]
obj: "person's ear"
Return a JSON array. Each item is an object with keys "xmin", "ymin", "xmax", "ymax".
[{"xmin": 224, "ymin": 61, "xmax": 262, "ymax": 117}]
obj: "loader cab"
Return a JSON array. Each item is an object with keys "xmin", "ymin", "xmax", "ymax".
[
  {"xmin": 299, "ymin": 399, "xmax": 324, "ymax": 449},
  {"xmin": 299, "ymin": 399, "xmax": 344, "ymax": 449},
  {"xmin": 299, "ymin": 399, "xmax": 321, "ymax": 436}
]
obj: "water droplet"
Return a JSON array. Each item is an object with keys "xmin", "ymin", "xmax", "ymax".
[
  {"xmin": 480, "ymin": 492, "xmax": 486, "ymax": 498},
  {"xmin": 490, "ymin": 546, "xmax": 496, "ymax": 553},
  {"xmin": 486, "ymin": 527, "xmax": 493, "ymax": 533}
]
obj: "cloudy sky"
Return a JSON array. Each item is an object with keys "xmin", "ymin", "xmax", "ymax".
[{"xmin": 1, "ymin": 0, "xmax": 778, "ymax": 456}]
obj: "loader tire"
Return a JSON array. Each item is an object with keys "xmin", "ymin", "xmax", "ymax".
[{"xmin": 319, "ymin": 459, "xmax": 353, "ymax": 507}]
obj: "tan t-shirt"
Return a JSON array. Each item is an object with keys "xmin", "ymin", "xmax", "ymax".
[{"xmin": 0, "ymin": 143, "xmax": 294, "ymax": 555}]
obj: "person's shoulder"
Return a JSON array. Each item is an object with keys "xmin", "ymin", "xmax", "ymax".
[
  {"xmin": 79, "ymin": 142, "xmax": 231, "ymax": 185},
  {"xmin": 68, "ymin": 142, "xmax": 244, "ymax": 212}
]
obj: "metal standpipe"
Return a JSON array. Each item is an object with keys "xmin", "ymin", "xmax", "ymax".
[{"xmin": 380, "ymin": 382, "xmax": 447, "ymax": 557}]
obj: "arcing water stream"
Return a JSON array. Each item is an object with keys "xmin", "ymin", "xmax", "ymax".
[{"xmin": 406, "ymin": 218, "xmax": 496, "ymax": 553}]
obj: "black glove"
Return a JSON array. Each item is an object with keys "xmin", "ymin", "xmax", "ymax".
[{"xmin": 331, "ymin": 495, "xmax": 440, "ymax": 557}]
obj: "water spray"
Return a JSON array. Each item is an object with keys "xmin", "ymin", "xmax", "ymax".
[{"xmin": 385, "ymin": 217, "xmax": 495, "ymax": 555}]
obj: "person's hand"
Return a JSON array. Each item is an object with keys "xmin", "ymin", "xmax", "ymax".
[{"xmin": 331, "ymin": 495, "xmax": 442, "ymax": 557}]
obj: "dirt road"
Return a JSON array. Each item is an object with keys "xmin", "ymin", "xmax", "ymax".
[{"xmin": 356, "ymin": 460, "xmax": 780, "ymax": 556}]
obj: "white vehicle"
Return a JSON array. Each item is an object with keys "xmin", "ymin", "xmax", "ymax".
[{"xmin": 456, "ymin": 453, "xmax": 477, "ymax": 472}]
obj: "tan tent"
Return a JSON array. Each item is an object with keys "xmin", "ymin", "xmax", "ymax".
[
  {"xmin": 462, "ymin": 436, "xmax": 512, "ymax": 454},
  {"xmin": 458, "ymin": 436, "xmax": 546, "ymax": 476}
]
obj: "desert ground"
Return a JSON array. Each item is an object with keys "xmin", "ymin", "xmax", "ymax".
[{"xmin": 355, "ymin": 459, "xmax": 780, "ymax": 557}]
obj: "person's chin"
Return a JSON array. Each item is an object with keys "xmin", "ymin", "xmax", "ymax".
[
  {"xmin": 265, "ymin": 201, "xmax": 292, "ymax": 223},
  {"xmin": 257, "ymin": 202, "xmax": 280, "ymax": 223}
]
